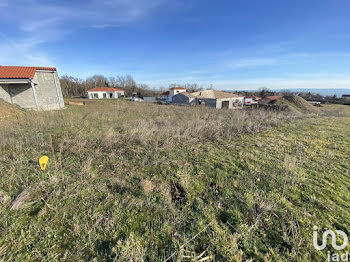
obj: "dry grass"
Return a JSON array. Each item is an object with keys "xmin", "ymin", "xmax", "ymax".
[
  {"xmin": 0, "ymin": 100, "xmax": 349, "ymax": 261},
  {"xmin": 0, "ymin": 99, "xmax": 23, "ymax": 123}
]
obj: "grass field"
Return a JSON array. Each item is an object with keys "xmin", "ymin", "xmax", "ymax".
[{"xmin": 0, "ymin": 101, "xmax": 350, "ymax": 261}]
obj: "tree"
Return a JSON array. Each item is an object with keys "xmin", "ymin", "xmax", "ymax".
[
  {"xmin": 259, "ymin": 87, "xmax": 274, "ymax": 98},
  {"xmin": 86, "ymin": 75, "xmax": 109, "ymax": 89},
  {"xmin": 114, "ymin": 75, "xmax": 137, "ymax": 95},
  {"xmin": 59, "ymin": 73, "xmax": 165, "ymax": 98},
  {"xmin": 183, "ymin": 83, "xmax": 203, "ymax": 93},
  {"xmin": 59, "ymin": 76, "xmax": 86, "ymax": 97}
]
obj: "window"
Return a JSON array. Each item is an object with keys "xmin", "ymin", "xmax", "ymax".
[
  {"xmin": 103, "ymin": 93, "xmax": 107, "ymax": 99},
  {"xmin": 93, "ymin": 93, "xmax": 98, "ymax": 99},
  {"xmin": 222, "ymin": 101, "xmax": 229, "ymax": 109}
]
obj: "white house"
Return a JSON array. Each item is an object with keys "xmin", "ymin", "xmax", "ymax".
[
  {"xmin": 160, "ymin": 91, "xmax": 170, "ymax": 100},
  {"xmin": 168, "ymin": 87, "xmax": 186, "ymax": 101},
  {"xmin": 87, "ymin": 87, "xmax": 125, "ymax": 99}
]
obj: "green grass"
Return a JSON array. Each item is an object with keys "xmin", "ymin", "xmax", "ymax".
[{"xmin": 0, "ymin": 101, "xmax": 350, "ymax": 261}]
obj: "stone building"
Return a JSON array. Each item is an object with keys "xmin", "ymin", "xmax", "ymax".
[
  {"xmin": 172, "ymin": 90, "xmax": 244, "ymax": 109},
  {"xmin": 0, "ymin": 66, "xmax": 64, "ymax": 110},
  {"xmin": 171, "ymin": 92, "xmax": 196, "ymax": 105}
]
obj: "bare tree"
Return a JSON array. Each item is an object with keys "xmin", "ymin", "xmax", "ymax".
[
  {"xmin": 183, "ymin": 83, "xmax": 203, "ymax": 93},
  {"xmin": 108, "ymin": 77, "xmax": 118, "ymax": 87},
  {"xmin": 60, "ymin": 73, "xmax": 163, "ymax": 98},
  {"xmin": 60, "ymin": 76, "xmax": 86, "ymax": 97},
  {"xmin": 86, "ymin": 75, "xmax": 109, "ymax": 89}
]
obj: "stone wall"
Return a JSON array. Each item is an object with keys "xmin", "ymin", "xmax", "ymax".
[
  {"xmin": 9, "ymin": 84, "xmax": 37, "ymax": 109},
  {"xmin": 33, "ymin": 71, "xmax": 64, "ymax": 110},
  {"xmin": 0, "ymin": 84, "xmax": 11, "ymax": 103}
]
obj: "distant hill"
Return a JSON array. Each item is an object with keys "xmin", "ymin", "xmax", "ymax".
[{"xmin": 229, "ymin": 88, "xmax": 350, "ymax": 97}]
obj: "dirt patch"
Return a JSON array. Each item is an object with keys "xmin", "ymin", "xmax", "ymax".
[
  {"xmin": 0, "ymin": 190, "xmax": 11, "ymax": 205},
  {"xmin": 11, "ymin": 188, "xmax": 31, "ymax": 210},
  {"xmin": 140, "ymin": 180, "xmax": 154, "ymax": 194},
  {"xmin": 282, "ymin": 95, "xmax": 321, "ymax": 114},
  {"xmin": 0, "ymin": 99, "xmax": 23, "ymax": 123}
]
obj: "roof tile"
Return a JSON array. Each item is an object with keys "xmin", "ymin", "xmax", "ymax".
[
  {"xmin": 0, "ymin": 66, "xmax": 56, "ymax": 79},
  {"xmin": 192, "ymin": 90, "xmax": 242, "ymax": 99},
  {"xmin": 169, "ymin": 87, "xmax": 186, "ymax": 90},
  {"xmin": 87, "ymin": 87, "xmax": 125, "ymax": 92}
]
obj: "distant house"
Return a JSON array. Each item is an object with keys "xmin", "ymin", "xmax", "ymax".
[
  {"xmin": 168, "ymin": 87, "xmax": 187, "ymax": 101},
  {"xmin": 159, "ymin": 87, "xmax": 187, "ymax": 101},
  {"xmin": 0, "ymin": 66, "xmax": 64, "ymax": 110},
  {"xmin": 87, "ymin": 87, "xmax": 125, "ymax": 99},
  {"xmin": 160, "ymin": 91, "xmax": 170, "ymax": 100},
  {"xmin": 191, "ymin": 90, "xmax": 244, "ymax": 109},
  {"xmin": 171, "ymin": 92, "xmax": 196, "ymax": 105},
  {"xmin": 172, "ymin": 90, "xmax": 244, "ymax": 109}
]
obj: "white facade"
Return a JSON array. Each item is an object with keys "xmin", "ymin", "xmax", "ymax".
[
  {"xmin": 216, "ymin": 97, "xmax": 244, "ymax": 109},
  {"xmin": 168, "ymin": 88, "xmax": 186, "ymax": 101},
  {"xmin": 87, "ymin": 89, "xmax": 125, "ymax": 99}
]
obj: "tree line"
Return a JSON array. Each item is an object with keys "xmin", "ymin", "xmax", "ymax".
[
  {"xmin": 59, "ymin": 75, "xmax": 157, "ymax": 98},
  {"xmin": 59, "ymin": 74, "xmax": 206, "ymax": 98}
]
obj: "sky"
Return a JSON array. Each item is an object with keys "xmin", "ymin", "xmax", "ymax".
[{"xmin": 1, "ymin": 0, "xmax": 350, "ymax": 90}]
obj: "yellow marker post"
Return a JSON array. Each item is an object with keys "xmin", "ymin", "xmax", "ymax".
[{"xmin": 39, "ymin": 156, "xmax": 49, "ymax": 170}]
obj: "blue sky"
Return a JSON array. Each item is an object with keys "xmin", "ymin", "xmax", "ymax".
[{"xmin": 1, "ymin": 0, "xmax": 350, "ymax": 90}]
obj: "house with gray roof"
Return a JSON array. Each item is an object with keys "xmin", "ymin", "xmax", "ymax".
[
  {"xmin": 171, "ymin": 92, "xmax": 196, "ymax": 105},
  {"xmin": 171, "ymin": 90, "xmax": 244, "ymax": 109}
]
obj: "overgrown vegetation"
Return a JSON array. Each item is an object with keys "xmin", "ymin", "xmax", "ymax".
[{"xmin": 0, "ymin": 101, "xmax": 350, "ymax": 261}]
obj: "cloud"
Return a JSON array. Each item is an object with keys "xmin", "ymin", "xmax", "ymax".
[
  {"xmin": 0, "ymin": 35, "xmax": 55, "ymax": 66},
  {"xmin": 2, "ymin": 0, "xmax": 168, "ymax": 34},
  {"xmin": 228, "ymin": 58, "xmax": 278, "ymax": 69},
  {"xmin": 0, "ymin": 0, "xmax": 169, "ymax": 66}
]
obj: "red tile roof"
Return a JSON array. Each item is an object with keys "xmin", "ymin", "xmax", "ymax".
[
  {"xmin": 265, "ymin": 96, "xmax": 282, "ymax": 101},
  {"xmin": 87, "ymin": 87, "xmax": 125, "ymax": 92},
  {"xmin": 161, "ymin": 91, "xmax": 170, "ymax": 96},
  {"xmin": 0, "ymin": 66, "xmax": 56, "ymax": 79},
  {"xmin": 169, "ymin": 87, "xmax": 186, "ymax": 90}
]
